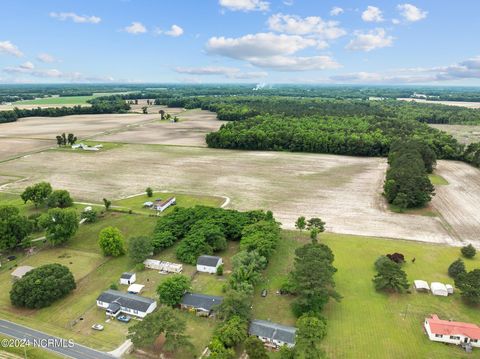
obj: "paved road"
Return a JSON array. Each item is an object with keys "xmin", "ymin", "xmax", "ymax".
[{"xmin": 0, "ymin": 320, "xmax": 113, "ymax": 359}]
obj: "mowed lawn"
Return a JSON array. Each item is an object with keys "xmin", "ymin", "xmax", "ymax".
[
  {"xmin": 14, "ymin": 96, "xmax": 95, "ymax": 105},
  {"xmin": 254, "ymin": 231, "xmax": 480, "ymax": 359}
]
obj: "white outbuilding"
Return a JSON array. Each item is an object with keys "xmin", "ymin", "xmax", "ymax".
[
  {"xmin": 120, "ymin": 272, "xmax": 136, "ymax": 285},
  {"xmin": 196, "ymin": 255, "xmax": 223, "ymax": 274},
  {"xmin": 430, "ymin": 282, "xmax": 448, "ymax": 297},
  {"xmin": 128, "ymin": 283, "xmax": 145, "ymax": 294},
  {"xmin": 414, "ymin": 280, "xmax": 430, "ymax": 292},
  {"xmin": 445, "ymin": 284, "xmax": 454, "ymax": 294}
]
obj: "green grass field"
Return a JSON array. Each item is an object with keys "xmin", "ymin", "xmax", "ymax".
[
  {"xmin": 113, "ymin": 191, "xmax": 225, "ymax": 215},
  {"xmin": 0, "ymin": 335, "xmax": 63, "ymax": 359},
  {"xmin": 50, "ymin": 141, "xmax": 124, "ymax": 154},
  {"xmin": 14, "ymin": 96, "xmax": 96, "ymax": 105},
  {"xmin": 254, "ymin": 231, "xmax": 480, "ymax": 359},
  {"xmin": 429, "ymin": 173, "xmax": 450, "ymax": 185}
]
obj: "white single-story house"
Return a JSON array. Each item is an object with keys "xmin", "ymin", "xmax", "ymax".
[
  {"xmin": 128, "ymin": 283, "xmax": 145, "ymax": 294},
  {"xmin": 424, "ymin": 314, "xmax": 480, "ymax": 348},
  {"xmin": 414, "ymin": 280, "xmax": 430, "ymax": 292},
  {"xmin": 249, "ymin": 319, "xmax": 297, "ymax": 349},
  {"xmin": 96, "ymin": 289, "xmax": 157, "ymax": 318},
  {"xmin": 143, "ymin": 197, "xmax": 176, "ymax": 212},
  {"xmin": 431, "ymin": 282, "xmax": 449, "ymax": 297},
  {"xmin": 180, "ymin": 293, "xmax": 223, "ymax": 317},
  {"xmin": 196, "ymin": 255, "xmax": 223, "ymax": 274},
  {"xmin": 144, "ymin": 259, "xmax": 183, "ymax": 273},
  {"xmin": 11, "ymin": 266, "xmax": 34, "ymax": 280},
  {"xmin": 120, "ymin": 272, "xmax": 136, "ymax": 285},
  {"xmin": 446, "ymin": 284, "xmax": 454, "ymax": 294}
]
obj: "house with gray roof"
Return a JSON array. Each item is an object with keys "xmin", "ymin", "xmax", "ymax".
[
  {"xmin": 180, "ymin": 292, "xmax": 223, "ymax": 316},
  {"xmin": 96, "ymin": 289, "xmax": 157, "ymax": 318},
  {"xmin": 249, "ymin": 319, "xmax": 297, "ymax": 349},
  {"xmin": 196, "ymin": 255, "xmax": 223, "ymax": 274}
]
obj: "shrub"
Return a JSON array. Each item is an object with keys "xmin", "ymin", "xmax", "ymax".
[
  {"xmin": 448, "ymin": 258, "xmax": 466, "ymax": 279},
  {"xmin": 98, "ymin": 226, "xmax": 125, "ymax": 257},
  {"xmin": 146, "ymin": 187, "xmax": 153, "ymax": 197},
  {"xmin": 216, "ymin": 264, "xmax": 224, "ymax": 276},
  {"xmin": 80, "ymin": 209, "xmax": 97, "ymax": 223},
  {"xmin": 461, "ymin": 244, "xmax": 476, "ymax": 259},
  {"xmin": 47, "ymin": 190, "xmax": 73, "ymax": 208},
  {"xmin": 110, "ymin": 283, "xmax": 118, "ymax": 290}
]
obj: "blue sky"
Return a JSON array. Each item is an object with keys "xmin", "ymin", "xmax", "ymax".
[{"xmin": 0, "ymin": 0, "xmax": 479, "ymax": 85}]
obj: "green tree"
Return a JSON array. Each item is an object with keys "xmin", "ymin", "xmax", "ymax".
[
  {"xmin": 216, "ymin": 316, "xmax": 248, "ymax": 348},
  {"xmin": 156, "ymin": 274, "xmax": 190, "ymax": 306},
  {"xmin": 40, "ymin": 208, "xmax": 79, "ymax": 245},
  {"xmin": 208, "ymin": 337, "xmax": 235, "ymax": 359},
  {"xmin": 448, "ymin": 258, "xmax": 466, "ymax": 280},
  {"xmin": 98, "ymin": 226, "xmax": 125, "ymax": 257},
  {"xmin": 159, "ymin": 109, "xmax": 165, "ymax": 119},
  {"xmin": 306, "ymin": 218, "xmax": 325, "ymax": 232},
  {"xmin": 310, "ymin": 228, "xmax": 319, "ymax": 242},
  {"xmin": 142, "ymin": 106, "xmax": 148, "ymax": 114},
  {"xmin": 456, "ymin": 269, "xmax": 480, "ymax": 304},
  {"xmin": 288, "ymin": 242, "xmax": 341, "ymax": 317},
  {"xmin": 295, "ymin": 314, "xmax": 327, "ymax": 359},
  {"xmin": 127, "ymin": 306, "xmax": 192, "ymax": 352},
  {"xmin": 245, "ymin": 336, "xmax": 268, "ymax": 359},
  {"xmin": 102, "ymin": 198, "xmax": 112, "ymax": 211},
  {"xmin": 145, "ymin": 187, "xmax": 153, "ymax": 197},
  {"xmin": 128, "ymin": 236, "xmax": 153, "ymax": 264},
  {"xmin": 461, "ymin": 244, "xmax": 476, "ymax": 259},
  {"xmin": 47, "ymin": 189, "xmax": 73, "ymax": 208},
  {"xmin": 0, "ymin": 205, "xmax": 32, "ymax": 251},
  {"xmin": 295, "ymin": 216, "xmax": 306, "ymax": 231},
  {"xmin": 10, "ymin": 264, "xmax": 76, "ymax": 309},
  {"xmin": 217, "ymin": 290, "xmax": 251, "ymax": 321},
  {"xmin": 21, "ymin": 182, "xmax": 52, "ymax": 207},
  {"xmin": 373, "ymin": 260, "xmax": 409, "ymax": 293},
  {"xmin": 80, "ymin": 209, "xmax": 98, "ymax": 223}
]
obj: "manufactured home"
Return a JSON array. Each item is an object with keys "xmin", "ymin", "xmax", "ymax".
[
  {"xmin": 180, "ymin": 292, "xmax": 223, "ymax": 317},
  {"xmin": 96, "ymin": 289, "xmax": 157, "ymax": 318},
  {"xmin": 249, "ymin": 319, "xmax": 297, "ymax": 349}
]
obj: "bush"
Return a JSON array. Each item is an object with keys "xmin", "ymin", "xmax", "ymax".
[
  {"xmin": 461, "ymin": 244, "xmax": 476, "ymax": 259},
  {"xmin": 216, "ymin": 264, "xmax": 224, "ymax": 276},
  {"xmin": 448, "ymin": 258, "xmax": 466, "ymax": 279},
  {"xmin": 146, "ymin": 187, "xmax": 153, "ymax": 197},
  {"xmin": 110, "ymin": 283, "xmax": 118, "ymax": 290},
  {"xmin": 98, "ymin": 226, "xmax": 125, "ymax": 257},
  {"xmin": 47, "ymin": 190, "xmax": 73, "ymax": 208},
  {"xmin": 10, "ymin": 264, "xmax": 76, "ymax": 308},
  {"xmin": 386, "ymin": 252, "xmax": 405, "ymax": 264},
  {"xmin": 80, "ymin": 209, "xmax": 97, "ymax": 223}
]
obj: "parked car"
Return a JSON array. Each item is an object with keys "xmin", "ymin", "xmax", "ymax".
[
  {"xmin": 91, "ymin": 324, "xmax": 104, "ymax": 331},
  {"xmin": 261, "ymin": 289, "xmax": 267, "ymax": 297},
  {"xmin": 117, "ymin": 315, "xmax": 131, "ymax": 323}
]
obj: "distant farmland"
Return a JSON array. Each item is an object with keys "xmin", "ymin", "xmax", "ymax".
[{"xmin": 14, "ymin": 95, "xmax": 96, "ymax": 105}]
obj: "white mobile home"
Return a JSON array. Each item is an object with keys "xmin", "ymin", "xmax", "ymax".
[
  {"xmin": 96, "ymin": 289, "xmax": 157, "ymax": 318},
  {"xmin": 143, "ymin": 259, "xmax": 183, "ymax": 273},
  {"xmin": 249, "ymin": 319, "xmax": 297, "ymax": 349}
]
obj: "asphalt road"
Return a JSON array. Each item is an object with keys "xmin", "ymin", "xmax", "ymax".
[{"xmin": 0, "ymin": 319, "xmax": 113, "ymax": 359}]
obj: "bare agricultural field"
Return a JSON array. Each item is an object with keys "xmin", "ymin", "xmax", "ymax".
[
  {"xmin": 0, "ymin": 144, "xmax": 459, "ymax": 245},
  {"xmin": 397, "ymin": 98, "xmax": 480, "ymax": 108},
  {"xmin": 430, "ymin": 124, "xmax": 480, "ymax": 144},
  {"xmin": 0, "ymin": 113, "xmax": 160, "ymax": 140},
  {"xmin": 432, "ymin": 160, "xmax": 480, "ymax": 244},
  {"xmin": 0, "ymin": 137, "xmax": 54, "ymax": 161},
  {"xmin": 95, "ymin": 109, "xmax": 225, "ymax": 146}
]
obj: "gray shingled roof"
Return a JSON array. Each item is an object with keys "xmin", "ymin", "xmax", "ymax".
[
  {"xmin": 97, "ymin": 289, "xmax": 155, "ymax": 312},
  {"xmin": 197, "ymin": 255, "xmax": 221, "ymax": 267},
  {"xmin": 180, "ymin": 292, "xmax": 223, "ymax": 311},
  {"xmin": 120, "ymin": 272, "xmax": 134, "ymax": 279},
  {"xmin": 249, "ymin": 320, "xmax": 296, "ymax": 345}
]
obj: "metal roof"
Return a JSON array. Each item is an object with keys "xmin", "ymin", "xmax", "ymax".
[
  {"xmin": 180, "ymin": 292, "xmax": 223, "ymax": 311},
  {"xmin": 197, "ymin": 255, "xmax": 221, "ymax": 267},
  {"xmin": 249, "ymin": 319, "xmax": 297, "ymax": 345},
  {"xmin": 97, "ymin": 289, "xmax": 155, "ymax": 312},
  {"xmin": 120, "ymin": 272, "xmax": 135, "ymax": 279}
]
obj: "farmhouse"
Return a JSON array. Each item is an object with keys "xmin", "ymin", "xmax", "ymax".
[
  {"xmin": 431, "ymin": 282, "xmax": 449, "ymax": 297},
  {"xmin": 424, "ymin": 314, "xmax": 480, "ymax": 348},
  {"xmin": 144, "ymin": 259, "xmax": 183, "ymax": 273},
  {"xmin": 249, "ymin": 319, "xmax": 297, "ymax": 349},
  {"xmin": 145, "ymin": 197, "xmax": 176, "ymax": 212},
  {"xmin": 11, "ymin": 266, "xmax": 34, "ymax": 280},
  {"xmin": 96, "ymin": 289, "xmax": 157, "ymax": 318},
  {"xmin": 119, "ymin": 272, "xmax": 136, "ymax": 285},
  {"xmin": 180, "ymin": 292, "xmax": 223, "ymax": 316},
  {"xmin": 196, "ymin": 255, "xmax": 223, "ymax": 274}
]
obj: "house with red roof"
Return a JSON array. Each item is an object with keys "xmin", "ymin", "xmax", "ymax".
[{"xmin": 424, "ymin": 314, "xmax": 480, "ymax": 348}]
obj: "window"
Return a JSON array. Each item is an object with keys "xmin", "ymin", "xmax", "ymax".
[
  {"xmin": 435, "ymin": 334, "xmax": 443, "ymax": 338},
  {"xmin": 98, "ymin": 301, "xmax": 103, "ymax": 306},
  {"xmin": 472, "ymin": 339, "xmax": 478, "ymax": 343},
  {"xmin": 133, "ymin": 310, "xmax": 138, "ymax": 314},
  {"xmin": 449, "ymin": 336, "xmax": 460, "ymax": 340}
]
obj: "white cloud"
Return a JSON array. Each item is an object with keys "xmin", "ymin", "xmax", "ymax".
[
  {"xmin": 346, "ymin": 28, "xmax": 393, "ymax": 52},
  {"xmin": 206, "ymin": 32, "xmax": 340, "ymax": 71},
  {"xmin": 361, "ymin": 6, "xmax": 384, "ymax": 22},
  {"xmin": 267, "ymin": 13, "xmax": 346, "ymax": 40},
  {"xmin": 49, "ymin": 12, "xmax": 101, "ymax": 24},
  {"xmin": 392, "ymin": 18, "xmax": 401, "ymax": 25},
  {"xmin": 219, "ymin": 0, "xmax": 269, "ymax": 12},
  {"xmin": 165, "ymin": 25, "xmax": 184, "ymax": 37},
  {"xmin": 37, "ymin": 53, "xmax": 57, "ymax": 63},
  {"xmin": 175, "ymin": 66, "xmax": 267, "ymax": 79},
  {"xmin": 3, "ymin": 63, "xmax": 114, "ymax": 82},
  {"xmin": 0, "ymin": 41, "xmax": 23, "ymax": 57},
  {"xmin": 229, "ymin": 71, "xmax": 268, "ymax": 79},
  {"xmin": 330, "ymin": 7, "xmax": 344, "ymax": 16},
  {"xmin": 283, "ymin": 0, "xmax": 294, "ymax": 6},
  {"xmin": 124, "ymin": 22, "xmax": 147, "ymax": 34},
  {"xmin": 397, "ymin": 4, "xmax": 427, "ymax": 22}
]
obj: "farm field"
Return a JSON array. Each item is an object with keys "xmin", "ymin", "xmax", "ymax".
[
  {"xmin": 0, "ymin": 138, "xmax": 54, "ymax": 162},
  {"xmin": 95, "ymin": 109, "xmax": 225, "ymax": 147},
  {"xmin": 254, "ymin": 231, "xmax": 480, "ymax": 359},
  {"xmin": 397, "ymin": 98, "xmax": 480, "ymax": 108},
  {"xmin": 0, "ymin": 143, "xmax": 468, "ymax": 245},
  {"xmin": 14, "ymin": 95, "xmax": 96, "ymax": 105},
  {"xmin": 431, "ymin": 124, "xmax": 480, "ymax": 144}
]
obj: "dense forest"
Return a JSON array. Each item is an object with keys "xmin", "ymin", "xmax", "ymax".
[{"xmin": 0, "ymin": 96, "xmax": 130, "ymax": 124}]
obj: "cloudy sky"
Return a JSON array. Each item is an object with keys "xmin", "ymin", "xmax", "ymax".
[{"xmin": 0, "ymin": 0, "xmax": 479, "ymax": 85}]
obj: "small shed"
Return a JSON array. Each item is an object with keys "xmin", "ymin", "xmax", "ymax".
[
  {"xmin": 445, "ymin": 284, "xmax": 454, "ymax": 294},
  {"xmin": 11, "ymin": 266, "xmax": 34, "ymax": 280},
  {"xmin": 128, "ymin": 283, "xmax": 145, "ymax": 294},
  {"xmin": 431, "ymin": 282, "xmax": 448, "ymax": 297},
  {"xmin": 120, "ymin": 272, "xmax": 136, "ymax": 285},
  {"xmin": 197, "ymin": 255, "xmax": 223, "ymax": 274},
  {"xmin": 414, "ymin": 280, "xmax": 430, "ymax": 292}
]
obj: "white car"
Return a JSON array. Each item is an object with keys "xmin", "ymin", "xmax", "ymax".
[{"xmin": 91, "ymin": 324, "xmax": 104, "ymax": 331}]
